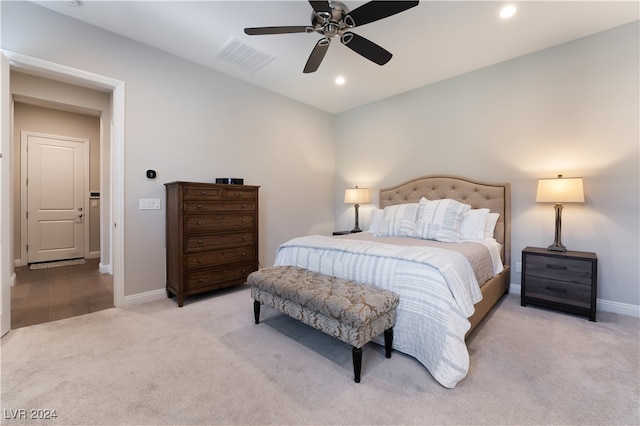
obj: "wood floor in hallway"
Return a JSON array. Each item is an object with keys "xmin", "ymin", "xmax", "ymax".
[{"xmin": 11, "ymin": 258, "xmax": 114, "ymax": 329}]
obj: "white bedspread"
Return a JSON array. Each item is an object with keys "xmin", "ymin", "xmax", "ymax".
[{"xmin": 273, "ymin": 234, "xmax": 488, "ymax": 388}]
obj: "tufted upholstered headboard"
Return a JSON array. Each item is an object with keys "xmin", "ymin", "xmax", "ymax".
[{"xmin": 379, "ymin": 175, "xmax": 511, "ymax": 266}]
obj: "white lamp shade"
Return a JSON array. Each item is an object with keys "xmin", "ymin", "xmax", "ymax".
[
  {"xmin": 536, "ymin": 176, "xmax": 584, "ymax": 203},
  {"xmin": 344, "ymin": 187, "xmax": 370, "ymax": 204}
]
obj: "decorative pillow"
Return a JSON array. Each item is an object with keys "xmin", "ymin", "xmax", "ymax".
[
  {"xmin": 368, "ymin": 208, "xmax": 384, "ymax": 233},
  {"xmin": 375, "ymin": 203, "xmax": 419, "ymax": 237},
  {"xmin": 484, "ymin": 213, "xmax": 500, "ymax": 239},
  {"xmin": 415, "ymin": 198, "xmax": 471, "ymax": 242},
  {"xmin": 460, "ymin": 208, "xmax": 490, "ymax": 241}
]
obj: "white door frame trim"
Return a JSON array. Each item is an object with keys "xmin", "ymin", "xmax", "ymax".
[
  {"xmin": 3, "ymin": 49, "xmax": 125, "ymax": 308},
  {"xmin": 20, "ymin": 131, "xmax": 90, "ymax": 265}
]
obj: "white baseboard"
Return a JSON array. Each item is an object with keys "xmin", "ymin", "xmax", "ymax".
[
  {"xmin": 510, "ymin": 284, "xmax": 639, "ymax": 318},
  {"xmin": 99, "ymin": 262, "xmax": 112, "ymax": 274},
  {"xmin": 597, "ymin": 299, "xmax": 640, "ymax": 318},
  {"xmin": 124, "ymin": 288, "xmax": 167, "ymax": 306},
  {"xmin": 10, "ymin": 273, "xmax": 15, "ymax": 287}
]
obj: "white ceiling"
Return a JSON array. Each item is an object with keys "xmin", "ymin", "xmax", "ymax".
[{"xmin": 34, "ymin": 1, "xmax": 639, "ymax": 113}]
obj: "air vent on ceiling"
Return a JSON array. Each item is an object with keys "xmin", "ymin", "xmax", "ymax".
[{"xmin": 214, "ymin": 37, "xmax": 275, "ymax": 73}]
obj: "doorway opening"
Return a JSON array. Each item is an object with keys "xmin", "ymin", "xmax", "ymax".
[{"xmin": 2, "ymin": 50, "xmax": 126, "ymax": 335}]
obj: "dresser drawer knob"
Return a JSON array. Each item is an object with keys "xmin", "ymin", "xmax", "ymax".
[
  {"xmin": 198, "ymin": 278, "xmax": 204, "ymax": 283},
  {"xmin": 241, "ymin": 219, "xmax": 246, "ymax": 223},
  {"xmin": 242, "ymin": 252, "xmax": 246, "ymax": 256},
  {"xmin": 197, "ymin": 240, "xmax": 203, "ymax": 245},
  {"xmin": 197, "ymin": 259, "xmax": 203, "ymax": 264},
  {"xmin": 197, "ymin": 221, "xmax": 203, "ymax": 225},
  {"xmin": 197, "ymin": 204, "xmax": 202, "ymax": 209},
  {"xmin": 200, "ymin": 191, "xmax": 206, "ymax": 195},
  {"xmin": 241, "ymin": 236, "xmax": 246, "ymax": 240}
]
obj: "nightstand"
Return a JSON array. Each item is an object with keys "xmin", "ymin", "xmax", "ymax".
[
  {"xmin": 333, "ymin": 230, "xmax": 361, "ymax": 235},
  {"xmin": 521, "ymin": 247, "xmax": 597, "ymax": 321}
]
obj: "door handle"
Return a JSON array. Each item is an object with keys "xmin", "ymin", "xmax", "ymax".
[{"xmin": 78, "ymin": 213, "xmax": 84, "ymax": 218}]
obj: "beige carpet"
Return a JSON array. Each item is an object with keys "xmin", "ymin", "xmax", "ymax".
[{"xmin": 1, "ymin": 286, "xmax": 638, "ymax": 425}]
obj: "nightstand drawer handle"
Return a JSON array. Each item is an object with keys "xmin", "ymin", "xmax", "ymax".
[
  {"xmin": 545, "ymin": 286, "xmax": 568, "ymax": 293},
  {"xmin": 546, "ymin": 264, "xmax": 568, "ymax": 271}
]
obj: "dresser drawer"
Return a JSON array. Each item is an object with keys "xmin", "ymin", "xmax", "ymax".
[
  {"xmin": 183, "ymin": 185, "xmax": 224, "ymax": 200},
  {"xmin": 185, "ymin": 232, "xmax": 255, "ymax": 252},
  {"xmin": 524, "ymin": 275, "xmax": 591, "ymax": 307},
  {"xmin": 185, "ymin": 214, "xmax": 255, "ymax": 233},
  {"xmin": 525, "ymin": 254, "xmax": 592, "ymax": 285},
  {"xmin": 185, "ymin": 247, "xmax": 255, "ymax": 270},
  {"xmin": 223, "ymin": 188, "xmax": 257, "ymax": 200},
  {"xmin": 186, "ymin": 262, "xmax": 256, "ymax": 290},
  {"xmin": 184, "ymin": 201, "xmax": 256, "ymax": 213}
]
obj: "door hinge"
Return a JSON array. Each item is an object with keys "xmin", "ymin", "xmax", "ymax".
[
  {"xmin": 26, "ymin": 211, "xmax": 28, "ymax": 219},
  {"xmin": 26, "ymin": 244, "xmax": 29, "ymax": 252}
]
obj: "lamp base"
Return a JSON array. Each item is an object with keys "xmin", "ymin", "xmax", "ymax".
[{"xmin": 547, "ymin": 243, "xmax": 567, "ymax": 252}]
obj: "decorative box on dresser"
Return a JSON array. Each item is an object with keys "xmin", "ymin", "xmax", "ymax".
[
  {"xmin": 521, "ymin": 246, "xmax": 597, "ymax": 321},
  {"xmin": 165, "ymin": 181, "xmax": 259, "ymax": 307}
]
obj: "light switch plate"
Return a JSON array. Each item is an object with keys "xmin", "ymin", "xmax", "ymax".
[{"xmin": 139, "ymin": 198, "xmax": 161, "ymax": 210}]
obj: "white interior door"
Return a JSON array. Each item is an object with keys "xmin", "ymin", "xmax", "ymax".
[{"xmin": 25, "ymin": 133, "xmax": 88, "ymax": 263}]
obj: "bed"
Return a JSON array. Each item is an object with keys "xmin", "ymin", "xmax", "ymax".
[{"xmin": 273, "ymin": 175, "xmax": 511, "ymax": 388}]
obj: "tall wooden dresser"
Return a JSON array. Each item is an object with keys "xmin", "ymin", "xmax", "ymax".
[{"xmin": 165, "ymin": 181, "xmax": 259, "ymax": 307}]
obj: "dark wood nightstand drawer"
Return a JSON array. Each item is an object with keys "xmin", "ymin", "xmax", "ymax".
[
  {"xmin": 524, "ymin": 276, "xmax": 591, "ymax": 307},
  {"xmin": 525, "ymin": 255, "xmax": 592, "ymax": 285}
]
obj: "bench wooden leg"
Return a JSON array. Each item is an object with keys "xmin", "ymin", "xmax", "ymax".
[
  {"xmin": 352, "ymin": 346, "xmax": 362, "ymax": 383},
  {"xmin": 384, "ymin": 328, "xmax": 393, "ymax": 358},
  {"xmin": 253, "ymin": 300, "xmax": 261, "ymax": 324}
]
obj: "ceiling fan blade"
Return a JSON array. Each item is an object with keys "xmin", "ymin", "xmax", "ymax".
[
  {"xmin": 244, "ymin": 26, "xmax": 309, "ymax": 36},
  {"xmin": 341, "ymin": 32, "xmax": 392, "ymax": 66},
  {"xmin": 345, "ymin": 1, "xmax": 419, "ymax": 27},
  {"xmin": 303, "ymin": 38, "xmax": 331, "ymax": 73},
  {"xmin": 308, "ymin": 1, "xmax": 331, "ymax": 14}
]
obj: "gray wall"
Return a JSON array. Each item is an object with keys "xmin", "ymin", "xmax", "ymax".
[{"xmin": 334, "ymin": 22, "xmax": 639, "ymax": 311}]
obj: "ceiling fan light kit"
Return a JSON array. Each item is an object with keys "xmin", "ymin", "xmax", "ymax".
[{"xmin": 244, "ymin": 1, "xmax": 419, "ymax": 73}]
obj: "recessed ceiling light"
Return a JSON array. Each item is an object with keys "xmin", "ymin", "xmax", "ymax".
[
  {"xmin": 499, "ymin": 5, "xmax": 517, "ymax": 19},
  {"xmin": 335, "ymin": 76, "xmax": 346, "ymax": 86}
]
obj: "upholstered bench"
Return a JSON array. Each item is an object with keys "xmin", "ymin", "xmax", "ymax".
[{"xmin": 246, "ymin": 265, "xmax": 399, "ymax": 383}]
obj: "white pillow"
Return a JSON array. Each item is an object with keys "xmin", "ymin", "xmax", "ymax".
[
  {"xmin": 368, "ymin": 208, "xmax": 383, "ymax": 233},
  {"xmin": 415, "ymin": 198, "xmax": 471, "ymax": 242},
  {"xmin": 484, "ymin": 213, "xmax": 500, "ymax": 239},
  {"xmin": 460, "ymin": 208, "xmax": 490, "ymax": 241},
  {"xmin": 375, "ymin": 203, "xmax": 419, "ymax": 237}
]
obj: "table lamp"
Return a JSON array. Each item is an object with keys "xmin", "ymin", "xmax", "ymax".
[
  {"xmin": 344, "ymin": 186, "xmax": 370, "ymax": 233},
  {"xmin": 536, "ymin": 174, "xmax": 584, "ymax": 252}
]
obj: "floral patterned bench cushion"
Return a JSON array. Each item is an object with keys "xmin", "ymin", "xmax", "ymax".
[{"xmin": 247, "ymin": 266, "xmax": 399, "ymax": 327}]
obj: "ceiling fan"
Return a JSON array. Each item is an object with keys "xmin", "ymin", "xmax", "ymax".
[{"xmin": 244, "ymin": 1, "xmax": 419, "ymax": 73}]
